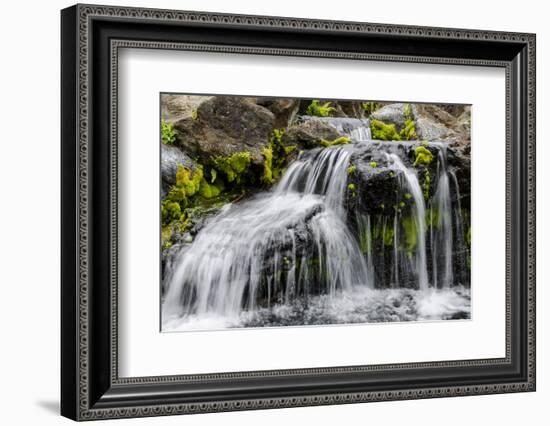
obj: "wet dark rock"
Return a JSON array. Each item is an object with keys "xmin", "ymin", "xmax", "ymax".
[{"xmin": 173, "ymin": 96, "xmax": 275, "ymax": 165}]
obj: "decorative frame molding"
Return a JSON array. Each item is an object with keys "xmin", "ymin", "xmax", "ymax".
[{"xmin": 61, "ymin": 4, "xmax": 536, "ymax": 421}]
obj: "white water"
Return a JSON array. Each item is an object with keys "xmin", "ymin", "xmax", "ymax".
[
  {"xmin": 162, "ymin": 119, "xmax": 469, "ymax": 330},
  {"xmin": 162, "ymin": 146, "xmax": 370, "ymax": 324},
  {"xmin": 385, "ymin": 153, "xmax": 429, "ymax": 291}
]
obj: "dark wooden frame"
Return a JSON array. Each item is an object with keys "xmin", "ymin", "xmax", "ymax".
[{"xmin": 61, "ymin": 3, "xmax": 536, "ymax": 421}]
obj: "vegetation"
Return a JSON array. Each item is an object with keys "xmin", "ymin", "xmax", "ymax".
[
  {"xmin": 413, "ymin": 146, "xmax": 434, "ymax": 167},
  {"xmin": 306, "ymin": 100, "xmax": 335, "ymax": 117},
  {"xmin": 361, "ymin": 101, "xmax": 380, "ymax": 116},
  {"xmin": 370, "ymin": 119, "xmax": 401, "ymax": 141},
  {"xmin": 212, "ymin": 152, "xmax": 251, "ymax": 183},
  {"xmin": 161, "ymin": 120, "xmax": 177, "ymax": 145},
  {"xmin": 320, "ymin": 136, "xmax": 350, "ymax": 148}
]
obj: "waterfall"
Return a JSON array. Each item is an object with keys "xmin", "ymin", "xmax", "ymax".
[
  {"xmin": 302, "ymin": 116, "xmax": 372, "ymax": 141},
  {"xmin": 162, "ymin": 146, "xmax": 370, "ymax": 322},
  {"xmin": 431, "ymin": 148, "xmax": 453, "ymax": 288},
  {"xmin": 385, "ymin": 153, "xmax": 429, "ymax": 291}
]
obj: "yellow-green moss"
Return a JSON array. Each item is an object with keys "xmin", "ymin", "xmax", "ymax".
[
  {"xmin": 400, "ymin": 118, "xmax": 417, "ymax": 140},
  {"xmin": 212, "ymin": 152, "xmax": 251, "ymax": 183},
  {"xmin": 466, "ymin": 226, "xmax": 471, "ymax": 246},
  {"xmin": 161, "ymin": 120, "xmax": 176, "ymax": 145},
  {"xmin": 191, "ymin": 109, "xmax": 198, "ymax": 120},
  {"xmin": 413, "ymin": 146, "xmax": 434, "ymax": 167},
  {"xmin": 347, "ymin": 165, "xmax": 357, "ymax": 175},
  {"xmin": 175, "ymin": 165, "xmax": 203, "ymax": 196},
  {"xmin": 161, "ymin": 200, "xmax": 182, "ymax": 226},
  {"xmin": 261, "ymin": 147, "xmax": 274, "ymax": 184},
  {"xmin": 404, "ymin": 193, "xmax": 412, "ymax": 200},
  {"xmin": 306, "ymin": 100, "xmax": 335, "ymax": 117},
  {"xmin": 401, "ymin": 216, "xmax": 417, "ymax": 256},
  {"xmin": 422, "ymin": 168, "xmax": 431, "ymax": 200},
  {"xmin": 370, "ymin": 119, "xmax": 400, "ymax": 141},
  {"xmin": 320, "ymin": 136, "xmax": 350, "ymax": 147},
  {"xmin": 370, "ymin": 161, "xmax": 378, "ymax": 168},
  {"xmin": 198, "ymin": 178, "xmax": 223, "ymax": 199}
]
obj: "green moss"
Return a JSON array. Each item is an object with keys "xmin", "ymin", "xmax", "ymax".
[
  {"xmin": 426, "ymin": 207, "xmax": 440, "ymax": 229},
  {"xmin": 161, "ymin": 200, "xmax": 182, "ymax": 226},
  {"xmin": 161, "ymin": 120, "xmax": 177, "ymax": 145},
  {"xmin": 261, "ymin": 147, "xmax": 274, "ymax": 184},
  {"xmin": 399, "ymin": 201, "xmax": 406, "ymax": 208},
  {"xmin": 175, "ymin": 165, "xmax": 203, "ymax": 196},
  {"xmin": 383, "ymin": 225, "xmax": 395, "ymax": 246},
  {"xmin": 306, "ymin": 100, "xmax": 335, "ymax": 117},
  {"xmin": 320, "ymin": 136, "xmax": 350, "ymax": 147},
  {"xmin": 347, "ymin": 183, "xmax": 357, "ymax": 197},
  {"xmin": 404, "ymin": 193, "xmax": 412, "ymax": 200},
  {"xmin": 191, "ymin": 109, "xmax": 198, "ymax": 120},
  {"xmin": 361, "ymin": 101, "xmax": 380, "ymax": 116},
  {"xmin": 400, "ymin": 118, "xmax": 417, "ymax": 140},
  {"xmin": 413, "ymin": 146, "xmax": 434, "ymax": 167},
  {"xmin": 212, "ymin": 152, "xmax": 251, "ymax": 183},
  {"xmin": 198, "ymin": 178, "xmax": 223, "ymax": 199},
  {"xmin": 403, "ymin": 103, "xmax": 413, "ymax": 120},
  {"xmin": 466, "ymin": 226, "xmax": 471, "ymax": 246},
  {"xmin": 346, "ymin": 165, "xmax": 357, "ymax": 175},
  {"xmin": 261, "ymin": 128, "xmax": 294, "ymax": 185},
  {"xmin": 422, "ymin": 169, "xmax": 431, "ymax": 200},
  {"xmin": 401, "ymin": 216, "xmax": 417, "ymax": 256},
  {"xmin": 370, "ymin": 161, "xmax": 377, "ymax": 168},
  {"xmin": 370, "ymin": 119, "xmax": 400, "ymax": 141}
]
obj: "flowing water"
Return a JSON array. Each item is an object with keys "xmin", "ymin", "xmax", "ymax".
[{"xmin": 162, "ymin": 117, "xmax": 470, "ymax": 331}]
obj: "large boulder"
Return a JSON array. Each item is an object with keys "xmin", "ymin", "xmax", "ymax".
[
  {"xmin": 161, "ymin": 94, "xmax": 212, "ymax": 122},
  {"xmin": 173, "ymin": 96, "xmax": 275, "ymax": 165},
  {"xmin": 255, "ymin": 97, "xmax": 300, "ymax": 128},
  {"xmin": 282, "ymin": 119, "xmax": 344, "ymax": 149}
]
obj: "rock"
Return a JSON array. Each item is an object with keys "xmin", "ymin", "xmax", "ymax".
[
  {"xmin": 255, "ymin": 98, "xmax": 300, "ymax": 128},
  {"xmin": 161, "ymin": 94, "xmax": 212, "ymax": 122},
  {"xmin": 173, "ymin": 96, "xmax": 275, "ymax": 166},
  {"xmin": 415, "ymin": 116, "xmax": 450, "ymax": 140},
  {"xmin": 336, "ymin": 101, "xmax": 366, "ymax": 118},
  {"xmin": 161, "ymin": 144, "xmax": 197, "ymax": 196},
  {"xmin": 449, "ymin": 106, "xmax": 471, "ymax": 146},
  {"xmin": 282, "ymin": 119, "xmax": 344, "ymax": 149},
  {"xmin": 447, "ymin": 144, "xmax": 471, "ymax": 208},
  {"xmin": 370, "ymin": 103, "xmax": 409, "ymax": 130}
]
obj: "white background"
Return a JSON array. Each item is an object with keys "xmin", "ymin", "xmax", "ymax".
[
  {"xmin": 0, "ymin": 0, "xmax": 547, "ymax": 425},
  {"xmin": 119, "ymin": 49, "xmax": 505, "ymax": 377}
]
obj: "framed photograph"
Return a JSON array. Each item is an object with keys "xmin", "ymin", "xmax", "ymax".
[{"xmin": 61, "ymin": 4, "xmax": 536, "ymax": 421}]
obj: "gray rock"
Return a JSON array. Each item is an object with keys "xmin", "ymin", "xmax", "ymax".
[
  {"xmin": 370, "ymin": 103, "xmax": 409, "ymax": 130},
  {"xmin": 415, "ymin": 116, "xmax": 450, "ymax": 140},
  {"xmin": 161, "ymin": 144, "xmax": 196, "ymax": 195},
  {"xmin": 173, "ymin": 96, "xmax": 275, "ymax": 165},
  {"xmin": 282, "ymin": 119, "xmax": 343, "ymax": 149}
]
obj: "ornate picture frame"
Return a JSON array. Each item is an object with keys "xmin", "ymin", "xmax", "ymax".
[{"xmin": 61, "ymin": 4, "xmax": 536, "ymax": 421}]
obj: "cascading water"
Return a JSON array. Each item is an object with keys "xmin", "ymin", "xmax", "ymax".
[
  {"xmin": 384, "ymin": 153, "xmax": 429, "ymax": 290},
  {"xmin": 432, "ymin": 146, "xmax": 453, "ymax": 288},
  {"xmin": 162, "ymin": 145, "xmax": 370, "ymax": 325},
  {"xmin": 162, "ymin": 116, "xmax": 470, "ymax": 331}
]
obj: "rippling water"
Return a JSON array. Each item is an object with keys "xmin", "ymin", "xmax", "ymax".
[{"xmin": 162, "ymin": 287, "xmax": 471, "ymax": 332}]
